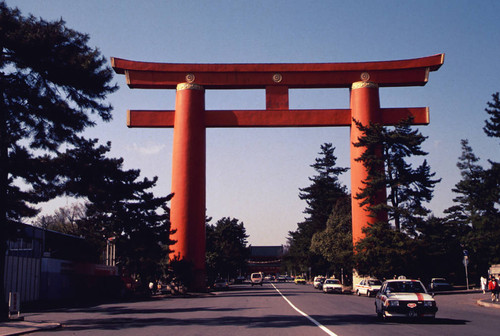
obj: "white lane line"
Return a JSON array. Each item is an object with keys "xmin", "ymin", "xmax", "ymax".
[{"xmin": 272, "ymin": 283, "xmax": 339, "ymax": 336}]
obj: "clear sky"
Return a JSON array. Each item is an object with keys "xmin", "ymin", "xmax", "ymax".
[{"xmin": 8, "ymin": 0, "xmax": 500, "ymax": 246}]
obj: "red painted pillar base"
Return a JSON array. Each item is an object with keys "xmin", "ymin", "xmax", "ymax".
[
  {"xmin": 350, "ymin": 81, "xmax": 388, "ymax": 243},
  {"xmin": 170, "ymin": 83, "xmax": 206, "ymax": 291}
]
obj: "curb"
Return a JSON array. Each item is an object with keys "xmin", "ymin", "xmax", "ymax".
[
  {"xmin": 0, "ymin": 321, "xmax": 61, "ymax": 336},
  {"xmin": 477, "ymin": 299, "xmax": 500, "ymax": 309}
]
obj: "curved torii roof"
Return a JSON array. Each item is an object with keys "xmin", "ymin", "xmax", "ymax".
[{"xmin": 111, "ymin": 54, "xmax": 444, "ymax": 90}]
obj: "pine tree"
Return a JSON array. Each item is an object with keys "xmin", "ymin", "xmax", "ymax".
[
  {"xmin": 352, "ymin": 118, "xmax": 439, "ymax": 278},
  {"xmin": 310, "ymin": 195, "xmax": 353, "ymax": 279},
  {"xmin": 205, "ymin": 217, "xmax": 249, "ymax": 282},
  {"xmin": 286, "ymin": 143, "xmax": 349, "ymax": 275},
  {"xmin": 484, "ymin": 92, "xmax": 500, "ymax": 140},
  {"xmin": 353, "ymin": 118, "xmax": 440, "ymax": 235},
  {"xmin": 53, "ymin": 137, "xmax": 175, "ymax": 285},
  {"xmin": 0, "ymin": 3, "xmax": 116, "ymax": 320},
  {"xmin": 444, "ymin": 139, "xmax": 486, "ymax": 225}
]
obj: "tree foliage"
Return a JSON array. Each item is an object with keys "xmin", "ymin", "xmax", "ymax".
[
  {"xmin": 353, "ymin": 118, "xmax": 440, "ymax": 235},
  {"xmin": 285, "ymin": 143, "xmax": 349, "ymax": 276},
  {"xmin": 444, "ymin": 92, "xmax": 500, "ymax": 276},
  {"xmin": 310, "ymin": 195, "xmax": 353, "ymax": 278},
  {"xmin": 206, "ymin": 217, "xmax": 249, "ymax": 282},
  {"xmin": 0, "ymin": 2, "xmax": 116, "ymax": 320},
  {"xmin": 352, "ymin": 118, "xmax": 439, "ymax": 278},
  {"xmin": 484, "ymin": 92, "xmax": 500, "ymax": 140}
]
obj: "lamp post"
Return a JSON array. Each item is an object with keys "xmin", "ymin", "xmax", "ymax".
[{"xmin": 463, "ymin": 249, "xmax": 469, "ymax": 290}]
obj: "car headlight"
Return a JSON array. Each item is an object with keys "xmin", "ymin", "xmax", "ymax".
[
  {"xmin": 386, "ymin": 300, "xmax": 399, "ymax": 307},
  {"xmin": 423, "ymin": 301, "xmax": 434, "ymax": 307}
]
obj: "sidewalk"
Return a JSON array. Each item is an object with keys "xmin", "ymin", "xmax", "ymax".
[
  {"xmin": 0, "ymin": 320, "xmax": 60, "ymax": 336},
  {"xmin": 477, "ymin": 297, "xmax": 500, "ymax": 309}
]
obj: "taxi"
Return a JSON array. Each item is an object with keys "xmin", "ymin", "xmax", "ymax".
[
  {"xmin": 294, "ymin": 276, "xmax": 307, "ymax": 285},
  {"xmin": 354, "ymin": 278, "xmax": 382, "ymax": 297},
  {"xmin": 375, "ymin": 278, "xmax": 438, "ymax": 320}
]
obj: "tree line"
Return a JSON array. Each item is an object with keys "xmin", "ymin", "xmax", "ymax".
[
  {"xmin": 0, "ymin": 3, "xmax": 250, "ymax": 321},
  {"xmin": 284, "ymin": 94, "xmax": 499, "ymax": 285}
]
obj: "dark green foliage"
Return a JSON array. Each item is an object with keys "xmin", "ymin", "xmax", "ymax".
[
  {"xmin": 413, "ymin": 216, "xmax": 465, "ymax": 283},
  {"xmin": 206, "ymin": 217, "xmax": 249, "ymax": 282},
  {"xmin": 484, "ymin": 92, "xmax": 500, "ymax": 140},
  {"xmin": 354, "ymin": 221, "xmax": 415, "ymax": 280},
  {"xmin": 54, "ymin": 137, "xmax": 175, "ymax": 284},
  {"xmin": 353, "ymin": 118, "xmax": 440, "ymax": 235},
  {"xmin": 0, "ymin": 2, "xmax": 116, "ymax": 320},
  {"xmin": 310, "ymin": 195, "xmax": 353, "ymax": 279},
  {"xmin": 352, "ymin": 118, "xmax": 439, "ymax": 278},
  {"xmin": 285, "ymin": 143, "xmax": 349, "ymax": 275},
  {"xmin": 445, "ymin": 137, "xmax": 500, "ymax": 277}
]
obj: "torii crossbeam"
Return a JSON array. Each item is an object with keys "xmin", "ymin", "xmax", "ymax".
[{"xmin": 112, "ymin": 54, "xmax": 444, "ymax": 291}]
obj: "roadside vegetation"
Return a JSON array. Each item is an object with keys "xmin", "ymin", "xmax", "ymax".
[{"xmin": 284, "ymin": 93, "xmax": 500, "ymax": 286}]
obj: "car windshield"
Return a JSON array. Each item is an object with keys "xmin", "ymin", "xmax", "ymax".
[
  {"xmin": 325, "ymin": 279, "xmax": 340, "ymax": 284},
  {"xmin": 386, "ymin": 281, "xmax": 425, "ymax": 293},
  {"xmin": 433, "ymin": 279, "xmax": 447, "ymax": 284},
  {"xmin": 368, "ymin": 280, "xmax": 382, "ymax": 285}
]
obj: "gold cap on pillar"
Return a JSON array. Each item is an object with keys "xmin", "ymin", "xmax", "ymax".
[
  {"xmin": 352, "ymin": 81, "xmax": 378, "ymax": 90},
  {"xmin": 177, "ymin": 83, "xmax": 204, "ymax": 91}
]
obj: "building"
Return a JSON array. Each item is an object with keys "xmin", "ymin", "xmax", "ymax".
[
  {"xmin": 4, "ymin": 222, "xmax": 118, "ymax": 305},
  {"xmin": 247, "ymin": 246, "xmax": 283, "ymax": 275}
]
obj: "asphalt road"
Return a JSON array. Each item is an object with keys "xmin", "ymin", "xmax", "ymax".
[{"xmin": 25, "ymin": 282, "xmax": 500, "ymax": 336}]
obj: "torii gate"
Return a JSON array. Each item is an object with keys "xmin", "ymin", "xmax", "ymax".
[{"xmin": 112, "ymin": 54, "xmax": 444, "ymax": 290}]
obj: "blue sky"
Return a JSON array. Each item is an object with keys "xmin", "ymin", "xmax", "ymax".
[{"xmin": 8, "ymin": 0, "xmax": 500, "ymax": 245}]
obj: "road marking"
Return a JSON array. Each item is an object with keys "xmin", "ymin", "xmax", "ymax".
[{"xmin": 272, "ymin": 283, "xmax": 339, "ymax": 336}]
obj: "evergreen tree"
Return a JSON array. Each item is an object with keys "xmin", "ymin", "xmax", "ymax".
[
  {"xmin": 413, "ymin": 216, "xmax": 466, "ymax": 283},
  {"xmin": 205, "ymin": 217, "xmax": 249, "ymax": 283},
  {"xmin": 0, "ymin": 3, "xmax": 116, "ymax": 320},
  {"xmin": 484, "ymin": 92, "xmax": 500, "ymax": 140},
  {"xmin": 444, "ymin": 139, "xmax": 486, "ymax": 225},
  {"xmin": 352, "ymin": 118, "xmax": 439, "ymax": 277},
  {"xmin": 310, "ymin": 195, "xmax": 353, "ymax": 279},
  {"xmin": 53, "ymin": 137, "xmax": 174, "ymax": 285},
  {"xmin": 353, "ymin": 118, "xmax": 440, "ymax": 235},
  {"xmin": 286, "ymin": 143, "xmax": 349, "ymax": 276},
  {"xmin": 445, "ymin": 139, "xmax": 500, "ymax": 276},
  {"xmin": 354, "ymin": 221, "xmax": 415, "ymax": 279}
]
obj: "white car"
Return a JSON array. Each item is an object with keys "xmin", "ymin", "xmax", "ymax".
[
  {"xmin": 375, "ymin": 279, "xmax": 438, "ymax": 320},
  {"xmin": 354, "ymin": 278, "xmax": 382, "ymax": 297},
  {"xmin": 322, "ymin": 279, "xmax": 342, "ymax": 294},
  {"xmin": 313, "ymin": 276, "xmax": 325, "ymax": 289},
  {"xmin": 250, "ymin": 272, "xmax": 263, "ymax": 286}
]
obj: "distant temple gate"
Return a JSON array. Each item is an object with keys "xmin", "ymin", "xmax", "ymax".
[{"xmin": 112, "ymin": 54, "xmax": 444, "ymax": 290}]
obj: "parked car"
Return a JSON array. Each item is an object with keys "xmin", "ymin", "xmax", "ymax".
[
  {"xmin": 277, "ymin": 275, "xmax": 287, "ymax": 282},
  {"xmin": 294, "ymin": 276, "xmax": 307, "ymax": 285},
  {"xmin": 213, "ymin": 278, "xmax": 229, "ymax": 290},
  {"xmin": 250, "ymin": 272, "xmax": 263, "ymax": 286},
  {"xmin": 234, "ymin": 276, "xmax": 245, "ymax": 284},
  {"xmin": 313, "ymin": 276, "xmax": 326, "ymax": 289},
  {"xmin": 375, "ymin": 278, "xmax": 438, "ymax": 320},
  {"xmin": 428, "ymin": 278, "xmax": 452, "ymax": 291},
  {"xmin": 322, "ymin": 279, "xmax": 343, "ymax": 294},
  {"xmin": 354, "ymin": 278, "xmax": 382, "ymax": 297}
]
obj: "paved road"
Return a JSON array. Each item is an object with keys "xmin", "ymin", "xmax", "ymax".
[{"xmin": 22, "ymin": 283, "xmax": 500, "ymax": 336}]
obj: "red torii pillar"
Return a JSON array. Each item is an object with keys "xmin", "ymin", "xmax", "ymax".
[
  {"xmin": 171, "ymin": 83, "xmax": 206, "ymax": 288},
  {"xmin": 111, "ymin": 54, "xmax": 444, "ymax": 291}
]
